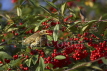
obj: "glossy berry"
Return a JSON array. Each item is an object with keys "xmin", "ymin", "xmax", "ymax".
[
  {"xmin": 13, "ymin": 55, "xmax": 18, "ymax": 59},
  {"xmin": 30, "ymin": 50, "xmax": 37, "ymax": 55},
  {"xmin": 19, "ymin": 23, "xmax": 23, "ymax": 25},
  {"xmin": 4, "ymin": 59, "xmax": 10, "ymax": 63},
  {"xmin": 2, "ymin": 39, "xmax": 5, "ymax": 42},
  {"xmin": 0, "ymin": 61, "xmax": 3, "ymax": 64},
  {"xmin": 25, "ymin": 55, "xmax": 29, "ymax": 59},
  {"xmin": 14, "ymin": 33, "xmax": 18, "ymax": 36},
  {"xmin": 22, "ymin": 67, "xmax": 29, "ymax": 71}
]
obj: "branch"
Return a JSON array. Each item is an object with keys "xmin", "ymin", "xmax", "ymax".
[
  {"xmin": 0, "ymin": 14, "xmax": 8, "ymax": 20},
  {"xmin": 64, "ymin": 57, "xmax": 106, "ymax": 71}
]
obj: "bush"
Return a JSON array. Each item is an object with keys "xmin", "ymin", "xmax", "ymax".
[{"xmin": 0, "ymin": 0, "xmax": 107, "ymax": 71}]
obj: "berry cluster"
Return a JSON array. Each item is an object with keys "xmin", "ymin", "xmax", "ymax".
[
  {"xmin": 44, "ymin": 49, "xmax": 71, "ymax": 69},
  {"xmin": 89, "ymin": 41, "xmax": 107, "ymax": 61}
]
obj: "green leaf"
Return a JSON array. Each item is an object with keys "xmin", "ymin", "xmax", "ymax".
[
  {"xmin": 0, "ymin": 67, "xmax": 4, "ymax": 70},
  {"xmin": 45, "ymin": 0, "xmax": 58, "ymax": 11},
  {"xmin": 101, "ymin": 57, "xmax": 107, "ymax": 65},
  {"xmin": 17, "ymin": 7, "xmax": 22, "ymax": 16},
  {"xmin": 29, "ymin": 0, "xmax": 36, "ymax": 7},
  {"xmin": 98, "ymin": 22, "xmax": 107, "ymax": 34},
  {"xmin": 71, "ymin": 62, "xmax": 86, "ymax": 70},
  {"xmin": 48, "ymin": 63, "xmax": 53, "ymax": 68},
  {"xmin": 47, "ymin": 35, "xmax": 53, "ymax": 41},
  {"xmin": 52, "ymin": 0, "xmax": 58, "ymax": 3},
  {"xmin": 71, "ymin": 21, "xmax": 81, "ymax": 27},
  {"xmin": 0, "ymin": 51, "xmax": 12, "ymax": 59},
  {"xmin": 10, "ymin": 58, "xmax": 22, "ymax": 67},
  {"xmin": 54, "ymin": 55, "xmax": 66, "ymax": 60},
  {"xmin": 7, "ymin": 28, "xmax": 18, "ymax": 32},
  {"xmin": 39, "ymin": 57, "xmax": 45, "ymax": 71},
  {"xmin": 0, "ymin": 46, "xmax": 5, "ymax": 49},
  {"xmin": 104, "ymin": 29, "xmax": 107, "ymax": 37},
  {"xmin": 91, "ymin": 31, "xmax": 102, "ymax": 39},
  {"xmin": 61, "ymin": 3, "xmax": 66, "ymax": 16},
  {"xmin": 32, "ymin": 55, "xmax": 39, "ymax": 65},
  {"xmin": 25, "ymin": 58, "xmax": 32, "ymax": 67},
  {"xmin": 40, "ymin": 5, "xmax": 52, "ymax": 15},
  {"xmin": 91, "ymin": 66, "xmax": 103, "ymax": 70},
  {"xmin": 53, "ymin": 68, "xmax": 64, "ymax": 71},
  {"xmin": 34, "ymin": 18, "xmax": 50, "ymax": 32},
  {"xmin": 85, "ymin": 63, "xmax": 92, "ymax": 67},
  {"xmin": 4, "ymin": 33, "xmax": 14, "ymax": 41},
  {"xmin": 36, "ymin": 66, "xmax": 41, "ymax": 71},
  {"xmin": 44, "ymin": 70, "xmax": 51, "ymax": 71},
  {"xmin": 4, "ymin": 23, "xmax": 14, "ymax": 32},
  {"xmin": 82, "ymin": 20, "xmax": 97, "ymax": 32},
  {"xmin": 25, "ymin": 25, "xmax": 35, "ymax": 33},
  {"xmin": 53, "ymin": 24, "xmax": 59, "ymax": 41},
  {"xmin": 5, "ymin": 14, "xmax": 11, "ymax": 19},
  {"xmin": 101, "ymin": 13, "xmax": 107, "ymax": 20},
  {"xmin": 26, "ymin": 47, "xmax": 31, "ymax": 52}
]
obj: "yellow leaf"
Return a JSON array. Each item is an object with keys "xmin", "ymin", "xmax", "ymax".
[{"xmin": 85, "ymin": 0, "xmax": 94, "ymax": 7}]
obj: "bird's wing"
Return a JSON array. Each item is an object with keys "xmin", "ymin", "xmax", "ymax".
[
  {"xmin": 30, "ymin": 37, "xmax": 41, "ymax": 47},
  {"xmin": 23, "ymin": 34, "xmax": 38, "ymax": 44}
]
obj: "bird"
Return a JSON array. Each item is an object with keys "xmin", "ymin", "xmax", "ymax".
[{"xmin": 23, "ymin": 30, "xmax": 49, "ymax": 48}]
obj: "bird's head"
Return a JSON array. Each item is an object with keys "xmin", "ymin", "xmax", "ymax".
[{"xmin": 39, "ymin": 30, "xmax": 49, "ymax": 35}]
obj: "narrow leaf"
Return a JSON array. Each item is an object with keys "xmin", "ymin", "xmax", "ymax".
[
  {"xmin": 54, "ymin": 55, "xmax": 66, "ymax": 60},
  {"xmin": 10, "ymin": 58, "xmax": 22, "ymax": 67},
  {"xmin": 39, "ymin": 57, "xmax": 45, "ymax": 71},
  {"xmin": 36, "ymin": 66, "xmax": 41, "ymax": 71},
  {"xmin": 101, "ymin": 57, "xmax": 107, "ymax": 65},
  {"xmin": 17, "ymin": 7, "xmax": 22, "ymax": 16},
  {"xmin": 0, "ymin": 46, "xmax": 5, "ymax": 49},
  {"xmin": 61, "ymin": 3, "xmax": 66, "ymax": 16},
  {"xmin": 98, "ymin": 22, "xmax": 107, "ymax": 34},
  {"xmin": 25, "ymin": 58, "xmax": 32, "ymax": 67},
  {"xmin": 52, "ymin": 0, "xmax": 58, "ymax": 3},
  {"xmin": 82, "ymin": 20, "xmax": 97, "ymax": 32},
  {"xmin": 104, "ymin": 29, "xmax": 107, "ymax": 37},
  {"xmin": 29, "ymin": 0, "xmax": 36, "ymax": 7},
  {"xmin": 32, "ymin": 55, "xmax": 38, "ymax": 65},
  {"xmin": 7, "ymin": 28, "xmax": 18, "ymax": 32},
  {"xmin": 45, "ymin": 0, "xmax": 58, "ymax": 10},
  {"xmin": 53, "ymin": 24, "xmax": 59, "ymax": 41},
  {"xmin": 91, "ymin": 66, "xmax": 103, "ymax": 70},
  {"xmin": 34, "ymin": 18, "xmax": 50, "ymax": 32},
  {"xmin": 40, "ymin": 5, "xmax": 52, "ymax": 15},
  {"xmin": 0, "ymin": 51, "xmax": 12, "ymax": 59},
  {"xmin": 5, "ymin": 14, "xmax": 10, "ymax": 19}
]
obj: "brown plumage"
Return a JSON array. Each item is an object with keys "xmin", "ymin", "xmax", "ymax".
[{"xmin": 23, "ymin": 30, "xmax": 48, "ymax": 47}]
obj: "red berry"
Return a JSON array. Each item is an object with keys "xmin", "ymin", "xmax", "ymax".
[
  {"xmin": 23, "ymin": 67, "xmax": 29, "ymax": 70},
  {"xmin": 30, "ymin": 50, "xmax": 37, "ymax": 55},
  {"xmin": 14, "ymin": 33, "xmax": 18, "ymax": 36},
  {"xmin": 29, "ymin": 29, "xmax": 34, "ymax": 34},
  {"xmin": 4, "ymin": 59, "xmax": 10, "ymax": 63},
  {"xmin": 11, "ymin": 31, "xmax": 15, "ymax": 34},
  {"xmin": 19, "ymin": 23, "xmax": 23, "ymax": 25},
  {"xmin": 13, "ymin": 55, "xmax": 18, "ymax": 59},
  {"xmin": 8, "ymin": 68, "xmax": 12, "ymax": 70},
  {"xmin": 2, "ymin": 39, "xmax": 5, "ymax": 42},
  {"xmin": 0, "ymin": 61, "xmax": 3, "ymax": 64},
  {"xmin": 25, "ymin": 55, "xmax": 29, "ymax": 59}
]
